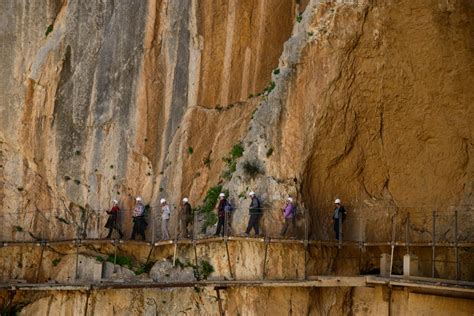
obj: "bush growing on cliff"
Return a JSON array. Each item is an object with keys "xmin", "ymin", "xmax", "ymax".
[
  {"xmin": 296, "ymin": 13, "xmax": 303, "ymax": 23},
  {"xmin": 107, "ymin": 254, "xmax": 133, "ymax": 269},
  {"xmin": 194, "ymin": 260, "xmax": 215, "ymax": 280},
  {"xmin": 45, "ymin": 24, "xmax": 53, "ymax": 37},
  {"xmin": 196, "ymin": 185, "xmax": 226, "ymax": 232},
  {"xmin": 221, "ymin": 142, "xmax": 244, "ymax": 180}
]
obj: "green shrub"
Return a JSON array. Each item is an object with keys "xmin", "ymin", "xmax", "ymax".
[
  {"xmin": 273, "ymin": 68, "xmax": 280, "ymax": 75},
  {"xmin": 263, "ymin": 81, "xmax": 276, "ymax": 95},
  {"xmin": 14, "ymin": 226, "xmax": 23, "ymax": 232},
  {"xmin": 194, "ymin": 260, "xmax": 215, "ymax": 280},
  {"xmin": 201, "ymin": 185, "xmax": 222, "ymax": 214},
  {"xmin": 221, "ymin": 142, "xmax": 244, "ymax": 180},
  {"xmin": 296, "ymin": 13, "xmax": 303, "ymax": 23},
  {"xmin": 188, "ymin": 147, "xmax": 194, "ymax": 155},
  {"xmin": 74, "ymin": 179, "xmax": 81, "ymax": 185},
  {"xmin": 45, "ymin": 24, "xmax": 53, "ymax": 37},
  {"xmin": 52, "ymin": 258, "xmax": 61, "ymax": 266},
  {"xmin": 108, "ymin": 254, "xmax": 133, "ymax": 269},
  {"xmin": 230, "ymin": 143, "xmax": 244, "ymax": 159},
  {"xmin": 195, "ymin": 185, "xmax": 223, "ymax": 232}
]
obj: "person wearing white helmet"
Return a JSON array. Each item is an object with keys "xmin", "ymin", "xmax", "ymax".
[
  {"xmin": 332, "ymin": 198, "xmax": 346, "ymax": 240},
  {"xmin": 105, "ymin": 199, "xmax": 124, "ymax": 239},
  {"xmin": 214, "ymin": 193, "xmax": 228, "ymax": 237},
  {"xmin": 160, "ymin": 198, "xmax": 171, "ymax": 240},
  {"xmin": 131, "ymin": 197, "xmax": 147, "ymax": 240},
  {"xmin": 244, "ymin": 191, "xmax": 262, "ymax": 236},
  {"xmin": 280, "ymin": 197, "xmax": 296, "ymax": 237},
  {"xmin": 178, "ymin": 197, "xmax": 193, "ymax": 238}
]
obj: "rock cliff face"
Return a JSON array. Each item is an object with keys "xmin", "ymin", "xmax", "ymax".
[{"xmin": 1, "ymin": 0, "xmax": 473, "ymax": 314}]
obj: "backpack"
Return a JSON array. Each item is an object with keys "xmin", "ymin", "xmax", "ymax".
[
  {"xmin": 224, "ymin": 200, "xmax": 233, "ymax": 212},
  {"xmin": 291, "ymin": 204, "xmax": 297, "ymax": 217}
]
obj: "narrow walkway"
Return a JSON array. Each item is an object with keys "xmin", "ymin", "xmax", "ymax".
[
  {"xmin": 2, "ymin": 276, "xmax": 473, "ymax": 297},
  {"xmin": 2, "ymin": 236, "xmax": 473, "ymax": 248}
]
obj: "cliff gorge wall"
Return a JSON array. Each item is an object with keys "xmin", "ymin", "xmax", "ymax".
[{"xmin": 1, "ymin": 0, "xmax": 473, "ymax": 314}]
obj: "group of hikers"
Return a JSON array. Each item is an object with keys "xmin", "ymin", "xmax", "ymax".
[{"xmin": 104, "ymin": 192, "xmax": 347, "ymax": 241}]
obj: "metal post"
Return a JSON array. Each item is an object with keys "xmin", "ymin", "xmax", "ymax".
[
  {"xmin": 151, "ymin": 207, "xmax": 155, "ymax": 244},
  {"xmin": 225, "ymin": 240, "xmax": 233, "ymax": 280},
  {"xmin": 405, "ymin": 213, "xmax": 410, "ymax": 254},
  {"xmin": 432, "ymin": 210, "xmax": 436, "ymax": 278},
  {"xmin": 454, "ymin": 210, "xmax": 459, "ymax": 280},
  {"xmin": 389, "ymin": 212, "xmax": 396, "ymax": 277},
  {"xmin": 75, "ymin": 241, "xmax": 80, "ymax": 281},
  {"xmin": 172, "ymin": 241, "xmax": 178, "ymax": 267},
  {"xmin": 35, "ymin": 242, "xmax": 45, "ymax": 283},
  {"xmin": 193, "ymin": 210, "xmax": 198, "ymax": 267},
  {"xmin": 304, "ymin": 210, "xmax": 309, "ymax": 280},
  {"xmin": 74, "ymin": 221, "xmax": 80, "ymax": 281},
  {"xmin": 215, "ymin": 288, "xmax": 224, "ymax": 316},
  {"xmin": 193, "ymin": 209, "xmax": 197, "ymax": 240},
  {"xmin": 338, "ymin": 215, "xmax": 342, "ymax": 249},
  {"xmin": 263, "ymin": 236, "xmax": 269, "ymax": 280},
  {"xmin": 84, "ymin": 289, "xmax": 91, "ymax": 316}
]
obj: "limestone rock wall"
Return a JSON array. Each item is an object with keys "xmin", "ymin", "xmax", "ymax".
[{"xmin": 3, "ymin": 286, "xmax": 474, "ymax": 316}]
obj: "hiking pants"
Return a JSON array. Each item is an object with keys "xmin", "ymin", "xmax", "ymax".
[
  {"xmin": 334, "ymin": 218, "xmax": 342, "ymax": 240},
  {"xmin": 280, "ymin": 217, "xmax": 295, "ymax": 237},
  {"xmin": 215, "ymin": 217, "xmax": 225, "ymax": 236},
  {"xmin": 131, "ymin": 217, "xmax": 146, "ymax": 240},
  {"xmin": 245, "ymin": 214, "xmax": 260, "ymax": 235},
  {"xmin": 162, "ymin": 218, "xmax": 170, "ymax": 240}
]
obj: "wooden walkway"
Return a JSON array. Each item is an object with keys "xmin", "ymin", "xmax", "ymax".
[
  {"xmin": 1, "ymin": 276, "xmax": 473, "ymax": 297},
  {"xmin": 2, "ymin": 236, "xmax": 474, "ymax": 248}
]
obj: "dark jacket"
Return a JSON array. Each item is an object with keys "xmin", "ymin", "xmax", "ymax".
[
  {"xmin": 249, "ymin": 197, "xmax": 261, "ymax": 215},
  {"xmin": 105, "ymin": 206, "xmax": 120, "ymax": 229},
  {"xmin": 217, "ymin": 199, "xmax": 227, "ymax": 218},
  {"xmin": 332, "ymin": 205, "xmax": 346, "ymax": 222},
  {"xmin": 182, "ymin": 202, "xmax": 192, "ymax": 219}
]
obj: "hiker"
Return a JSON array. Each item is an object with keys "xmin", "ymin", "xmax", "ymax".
[
  {"xmin": 131, "ymin": 197, "xmax": 147, "ymax": 240},
  {"xmin": 333, "ymin": 198, "xmax": 346, "ymax": 240},
  {"xmin": 179, "ymin": 197, "xmax": 193, "ymax": 238},
  {"xmin": 214, "ymin": 193, "xmax": 227, "ymax": 236},
  {"xmin": 244, "ymin": 191, "xmax": 261, "ymax": 236},
  {"xmin": 105, "ymin": 199, "xmax": 124, "ymax": 239},
  {"xmin": 280, "ymin": 197, "xmax": 296, "ymax": 237},
  {"xmin": 161, "ymin": 198, "xmax": 171, "ymax": 240}
]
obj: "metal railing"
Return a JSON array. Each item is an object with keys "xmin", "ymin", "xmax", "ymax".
[{"xmin": 1, "ymin": 205, "xmax": 473, "ymax": 282}]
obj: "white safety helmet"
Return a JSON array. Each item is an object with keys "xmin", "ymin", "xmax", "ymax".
[
  {"xmin": 182, "ymin": 197, "xmax": 189, "ymax": 203},
  {"xmin": 335, "ymin": 198, "xmax": 341, "ymax": 204},
  {"xmin": 160, "ymin": 198, "xmax": 166, "ymax": 204},
  {"xmin": 287, "ymin": 197, "xmax": 293, "ymax": 202},
  {"xmin": 136, "ymin": 197, "xmax": 142, "ymax": 202},
  {"xmin": 219, "ymin": 193, "xmax": 226, "ymax": 198},
  {"xmin": 112, "ymin": 199, "xmax": 118, "ymax": 204},
  {"xmin": 249, "ymin": 191, "xmax": 255, "ymax": 196}
]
